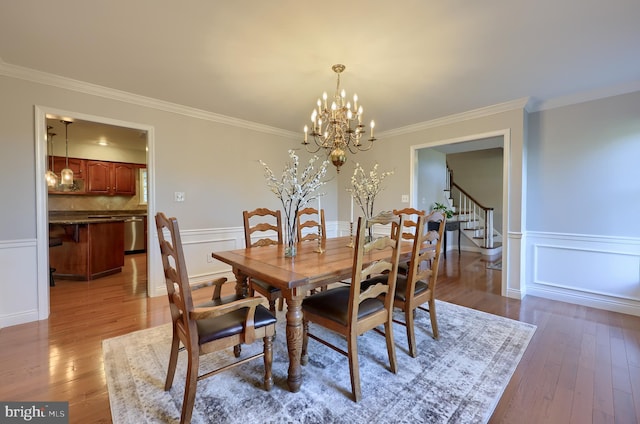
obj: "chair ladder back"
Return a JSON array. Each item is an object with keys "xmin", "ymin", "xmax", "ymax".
[
  {"xmin": 425, "ymin": 211, "xmax": 446, "ymax": 289},
  {"xmin": 155, "ymin": 213, "xmax": 197, "ymax": 338},
  {"xmin": 407, "ymin": 211, "xmax": 446, "ymax": 295},
  {"xmin": 243, "ymin": 208, "xmax": 283, "ymax": 248},
  {"xmin": 350, "ymin": 212, "xmax": 404, "ymax": 321},
  {"xmin": 393, "ymin": 207, "xmax": 425, "ymax": 241},
  {"xmin": 297, "ymin": 207, "xmax": 326, "ymax": 242}
]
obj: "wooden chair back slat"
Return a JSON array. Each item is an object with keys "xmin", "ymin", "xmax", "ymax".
[
  {"xmin": 243, "ymin": 208, "xmax": 283, "ymax": 248},
  {"xmin": 296, "ymin": 207, "xmax": 326, "ymax": 242}
]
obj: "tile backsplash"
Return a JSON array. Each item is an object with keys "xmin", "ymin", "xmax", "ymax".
[{"xmin": 48, "ymin": 193, "xmax": 147, "ymax": 212}]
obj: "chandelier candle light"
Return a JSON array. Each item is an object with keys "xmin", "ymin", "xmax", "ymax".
[{"xmin": 303, "ymin": 64, "xmax": 376, "ymax": 173}]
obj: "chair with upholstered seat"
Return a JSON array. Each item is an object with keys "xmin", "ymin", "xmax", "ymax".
[
  {"xmin": 369, "ymin": 211, "xmax": 445, "ymax": 358},
  {"xmin": 300, "ymin": 211, "xmax": 403, "ymax": 401},
  {"xmin": 156, "ymin": 212, "xmax": 276, "ymax": 424},
  {"xmin": 392, "ymin": 207, "xmax": 425, "ymax": 275},
  {"xmin": 243, "ymin": 208, "xmax": 284, "ymax": 313}
]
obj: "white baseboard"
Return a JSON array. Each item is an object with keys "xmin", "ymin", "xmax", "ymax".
[{"xmin": 526, "ymin": 285, "xmax": 640, "ymax": 317}]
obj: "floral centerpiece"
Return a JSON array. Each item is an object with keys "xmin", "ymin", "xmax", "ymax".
[
  {"xmin": 347, "ymin": 163, "xmax": 394, "ymax": 219},
  {"xmin": 346, "ymin": 163, "xmax": 394, "ymax": 241},
  {"xmin": 260, "ymin": 150, "xmax": 329, "ymax": 257}
]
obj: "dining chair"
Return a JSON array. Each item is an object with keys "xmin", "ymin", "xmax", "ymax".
[
  {"xmin": 392, "ymin": 207, "xmax": 426, "ymax": 275},
  {"xmin": 243, "ymin": 208, "xmax": 284, "ymax": 313},
  {"xmin": 297, "ymin": 207, "xmax": 330, "ymax": 293},
  {"xmin": 300, "ymin": 211, "xmax": 404, "ymax": 402},
  {"xmin": 367, "ymin": 211, "xmax": 446, "ymax": 357},
  {"xmin": 155, "ymin": 212, "xmax": 276, "ymax": 424},
  {"xmin": 296, "ymin": 207, "xmax": 326, "ymax": 242}
]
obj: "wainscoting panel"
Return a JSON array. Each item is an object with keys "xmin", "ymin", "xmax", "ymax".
[
  {"xmin": 526, "ymin": 231, "xmax": 640, "ymax": 316},
  {"xmin": 178, "ymin": 227, "xmax": 244, "ymax": 285},
  {"xmin": 0, "ymin": 239, "xmax": 39, "ymax": 328},
  {"xmin": 152, "ymin": 223, "xmax": 342, "ymax": 296}
]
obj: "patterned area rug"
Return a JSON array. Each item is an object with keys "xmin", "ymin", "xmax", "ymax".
[{"xmin": 103, "ymin": 300, "xmax": 535, "ymax": 423}]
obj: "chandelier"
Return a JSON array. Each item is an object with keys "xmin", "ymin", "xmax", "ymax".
[{"xmin": 302, "ymin": 64, "xmax": 376, "ymax": 173}]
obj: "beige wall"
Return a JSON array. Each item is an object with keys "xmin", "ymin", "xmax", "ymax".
[{"xmin": 0, "ymin": 74, "xmax": 339, "ymax": 239}]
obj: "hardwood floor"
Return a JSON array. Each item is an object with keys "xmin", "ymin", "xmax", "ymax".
[{"xmin": 1, "ymin": 252, "xmax": 638, "ymax": 423}]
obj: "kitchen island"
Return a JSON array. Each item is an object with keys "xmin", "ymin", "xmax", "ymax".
[{"xmin": 49, "ymin": 217, "xmax": 125, "ymax": 281}]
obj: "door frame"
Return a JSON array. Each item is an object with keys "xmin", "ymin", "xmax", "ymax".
[
  {"xmin": 409, "ymin": 129, "xmax": 511, "ymax": 297},
  {"xmin": 34, "ymin": 105, "xmax": 155, "ymax": 319}
]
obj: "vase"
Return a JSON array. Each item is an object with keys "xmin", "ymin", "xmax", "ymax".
[
  {"xmin": 285, "ymin": 244, "xmax": 297, "ymax": 258},
  {"xmin": 284, "ymin": 220, "xmax": 297, "ymax": 258},
  {"xmin": 365, "ymin": 226, "xmax": 374, "ymax": 243}
]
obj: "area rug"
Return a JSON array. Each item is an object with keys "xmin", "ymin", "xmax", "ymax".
[{"xmin": 103, "ymin": 300, "xmax": 535, "ymax": 423}]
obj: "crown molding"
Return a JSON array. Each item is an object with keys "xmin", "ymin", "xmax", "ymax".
[
  {"xmin": 527, "ymin": 80, "xmax": 640, "ymax": 112},
  {"xmin": 4, "ymin": 57, "xmax": 639, "ymax": 139},
  {"xmin": 379, "ymin": 97, "xmax": 531, "ymax": 138},
  {"xmin": 0, "ymin": 59, "xmax": 298, "ymax": 139}
]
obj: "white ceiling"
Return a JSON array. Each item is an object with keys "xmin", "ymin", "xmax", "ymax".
[{"xmin": 2, "ymin": 1, "xmax": 640, "ymax": 135}]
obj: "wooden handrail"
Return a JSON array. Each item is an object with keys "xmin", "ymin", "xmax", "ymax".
[
  {"xmin": 447, "ymin": 164, "xmax": 495, "ymax": 248},
  {"xmin": 451, "ymin": 182, "xmax": 493, "ymax": 212}
]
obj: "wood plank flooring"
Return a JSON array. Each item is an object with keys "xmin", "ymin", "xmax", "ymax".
[{"xmin": 0, "ymin": 252, "xmax": 638, "ymax": 423}]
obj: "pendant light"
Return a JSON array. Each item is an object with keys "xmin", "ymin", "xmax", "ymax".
[
  {"xmin": 45, "ymin": 127, "xmax": 58, "ymax": 188},
  {"xmin": 60, "ymin": 120, "xmax": 73, "ymax": 185}
]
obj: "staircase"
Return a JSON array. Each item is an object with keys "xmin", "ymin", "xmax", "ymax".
[{"xmin": 444, "ymin": 165, "xmax": 502, "ymax": 256}]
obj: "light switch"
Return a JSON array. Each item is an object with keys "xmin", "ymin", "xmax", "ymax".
[
  {"xmin": 174, "ymin": 192, "xmax": 185, "ymax": 202},
  {"xmin": 401, "ymin": 194, "xmax": 409, "ymax": 203}
]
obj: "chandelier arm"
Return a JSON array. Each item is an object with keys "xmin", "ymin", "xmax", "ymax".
[
  {"xmin": 354, "ymin": 142, "xmax": 375, "ymax": 152},
  {"xmin": 302, "ymin": 141, "xmax": 325, "ymax": 154}
]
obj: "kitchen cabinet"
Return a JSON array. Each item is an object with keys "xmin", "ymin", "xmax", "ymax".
[
  {"xmin": 49, "ymin": 219, "xmax": 125, "ymax": 280},
  {"xmin": 52, "ymin": 156, "xmax": 85, "ymax": 179},
  {"xmin": 86, "ymin": 160, "xmax": 136, "ymax": 195},
  {"xmin": 47, "ymin": 156, "xmax": 86, "ymax": 194}
]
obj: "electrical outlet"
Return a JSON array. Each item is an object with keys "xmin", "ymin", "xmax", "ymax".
[
  {"xmin": 174, "ymin": 192, "xmax": 185, "ymax": 202},
  {"xmin": 401, "ymin": 194, "xmax": 409, "ymax": 203}
]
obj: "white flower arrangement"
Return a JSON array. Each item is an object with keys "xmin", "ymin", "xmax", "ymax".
[
  {"xmin": 260, "ymin": 150, "xmax": 329, "ymax": 251},
  {"xmin": 347, "ymin": 163, "xmax": 394, "ymax": 219}
]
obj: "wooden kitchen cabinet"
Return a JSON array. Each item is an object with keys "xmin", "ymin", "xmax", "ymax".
[
  {"xmin": 52, "ymin": 156, "xmax": 85, "ymax": 179},
  {"xmin": 49, "ymin": 220, "xmax": 125, "ymax": 280},
  {"xmin": 86, "ymin": 160, "xmax": 135, "ymax": 195}
]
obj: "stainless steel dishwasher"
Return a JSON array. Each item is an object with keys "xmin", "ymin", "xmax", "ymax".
[{"xmin": 124, "ymin": 216, "xmax": 145, "ymax": 254}]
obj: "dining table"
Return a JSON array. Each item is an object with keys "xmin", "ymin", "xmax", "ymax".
[{"xmin": 211, "ymin": 235, "xmax": 412, "ymax": 393}]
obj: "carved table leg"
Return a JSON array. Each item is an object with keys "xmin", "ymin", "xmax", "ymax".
[
  {"xmin": 232, "ymin": 268, "xmax": 249, "ymax": 298},
  {"xmin": 285, "ymin": 289, "xmax": 304, "ymax": 392}
]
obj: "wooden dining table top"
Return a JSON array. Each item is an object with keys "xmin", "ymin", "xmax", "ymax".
[
  {"xmin": 212, "ymin": 236, "xmax": 412, "ymax": 292},
  {"xmin": 212, "ymin": 235, "xmax": 413, "ymax": 393}
]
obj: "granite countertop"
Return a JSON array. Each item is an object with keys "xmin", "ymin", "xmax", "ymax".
[
  {"xmin": 49, "ymin": 210, "xmax": 147, "ymax": 225},
  {"xmin": 49, "ymin": 216, "xmax": 129, "ymax": 225}
]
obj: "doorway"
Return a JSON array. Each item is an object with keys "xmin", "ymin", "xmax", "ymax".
[
  {"xmin": 410, "ymin": 130, "xmax": 509, "ymax": 297},
  {"xmin": 35, "ymin": 106, "xmax": 155, "ymax": 318}
]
